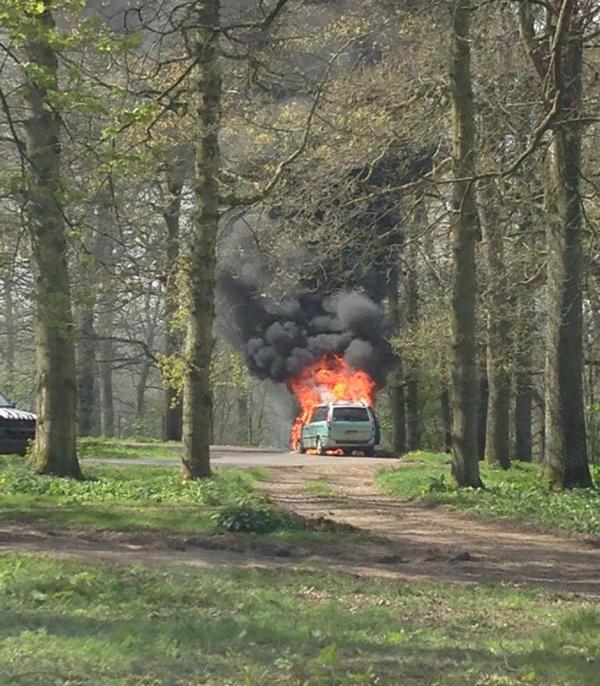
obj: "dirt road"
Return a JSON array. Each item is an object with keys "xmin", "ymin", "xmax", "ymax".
[{"xmin": 260, "ymin": 463, "xmax": 600, "ymax": 594}]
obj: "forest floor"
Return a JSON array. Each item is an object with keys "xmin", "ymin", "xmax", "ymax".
[{"xmin": 1, "ymin": 460, "xmax": 598, "ymax": 595}]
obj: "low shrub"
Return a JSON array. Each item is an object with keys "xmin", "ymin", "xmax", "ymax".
[{"xmin": 212, "ymin": 495, "xmax": 299, "ymax": 533}]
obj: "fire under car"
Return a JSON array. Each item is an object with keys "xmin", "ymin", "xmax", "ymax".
[
  {"xmin": 296, "ymin": 401, "xmax": 380, "ymax": 456},
  {"xmin": 0, "ymin": 392, "xmax": 36, "ymax": 455}
]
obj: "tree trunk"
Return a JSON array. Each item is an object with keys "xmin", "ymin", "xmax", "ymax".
[
  {"xmin": 544, "ymin": 122, "xmax": 592, "ymax": 486},
  {"xmin": 136, "ymin": 362, "xmax": 151, "ymax": 421},
  {"xmin": 513, "ymin": 207, "xmax": 535, "ymax": 462},
  {"xmin": 163, "ymin": 154, "xmax": 186, "ymax": 441},
  {"xmin": 238, "ymin": 395, "xmax": 249, "ymax": 445},
  {"xmin": 481, "ymin": 181, "xmax": 511, "ymax": 469},
  {"xmin": 405, "ymin": 371, "xmax": 419, "ymax": 450},
  {"xmin": 389, "ymin": 366, "xmax": 407, "ymax": 455},
  {"xmin": 99, "ymin": 337, "xmax": 115, "ymax": 437},
  {"xmin": 477, "ymin": 370, "xmax": 489, "ymax": 460},
  {"xmin": 440, "ymin": 387, "xmax": 452, "ymax": 453},
  {"xmin": 182, "ymin": 0, "xmax": 221, "ymax": 479},
  {"xmin": 405, "ymin": 203, "xmax": 421, "ymax": 450},
  {"xmin": 165, "ymin": 389, "xmax": 183, "ymax": 441},
  {"xmin": 388, "ymin": 266, "xmax": 407, "ymax": 454},
  {"xmin": 514, "ymin": 370, "xmax": 533, "ymax": 462},
  {"xmin": 95, "ymin": 196, "xmax": 116, "ymax": 438},
  {"xmin": 478, "ymin": 369, "xmax": 488, "ymax": 460},
  {"xmin": 448, "ymin": 0, "xmax": 482, "ymax": 487},
  {"xmin": 542, "ymin": 20, "xmax": 592, "ymax": 488},
  {"xmin": 77, "ymin": 309, "xmax": 98, "ymax": 436},
  {"xmin": 24, "ymin": 3, "xmax": 81, "ymax": 477},
  {"xmin": 518, "ymin": 2, "xmax": 593, "ymax": 488},
  {"xmin": 2, "ymin": 277, "xmax": 16, "ymax": 398},
  {"xmin": 135, "ymin": 294, "xmax": 158, "ymax": 425}
]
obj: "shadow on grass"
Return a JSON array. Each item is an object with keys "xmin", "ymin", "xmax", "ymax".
[
  {"xmin": 0, "ymin": 557, "xmax": 597, "ymax": 685},
  {"xmin": 0, "ymin": 503, "xmax": 215, "ymax": 534},
  {"xmin": 0, "ymin": 606, "xmax": 597, "ymax": 685}
]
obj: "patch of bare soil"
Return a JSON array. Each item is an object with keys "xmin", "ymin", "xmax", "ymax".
[{"xmin": 259, "ymin": 463, "xmax": 600, "ymax": 595}]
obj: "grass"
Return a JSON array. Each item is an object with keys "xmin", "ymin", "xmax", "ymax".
[
  {"xmin": 0, "ymin": 554, "xmax": 597, "ymax": 685},
  {"xmin": 377, "ymin": 452, "xmax": 600, "ymax": 536},
  {"xmin": 302, "ymin": 478, "xmax": 347, "ymax": 499},
  {"xmin": 0, "ymin": 454, "xmax": 294, "ymax": 535},
  {"xmin": 78, "ymin": 437, "xmax": 180, "ymax": 460}
]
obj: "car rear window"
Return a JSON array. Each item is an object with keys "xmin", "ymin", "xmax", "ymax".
[
  {"xmin": 332, "ymin": 407, "xmax": 370, "ymax": 422},
  {"xmin": 310, "ymin": 406, "xmax": 328, "ymax": 422}
]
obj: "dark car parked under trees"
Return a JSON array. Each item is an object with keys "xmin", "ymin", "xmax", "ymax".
[{"xmin": 0, "ymin": 392, "xmax": 36, "ymax": 455}]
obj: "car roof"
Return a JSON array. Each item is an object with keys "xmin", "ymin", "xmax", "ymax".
[{"xmin": 315, "ymin": 401, "xmax": 370, "ymax": 408}]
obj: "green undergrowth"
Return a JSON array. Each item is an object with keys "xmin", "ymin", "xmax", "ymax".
[
  {"xmin": 377, "ymin": 452, "xmax": 600, "ymax": 536},
  {"xmin": 78, "ymin": 437, "xmax": 180, "ymax": 460},
  {"xmin": 0, "ymin": 456, "xmax": 296, "ymax": 535},
  {"xmin": 0, "ymin": 554, "xmax": 597, "ymax": 686}
]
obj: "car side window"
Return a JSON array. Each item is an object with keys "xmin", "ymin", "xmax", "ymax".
[{"xmin": 311, "ymin": 406, "xmax": 328, "ymax": 423}]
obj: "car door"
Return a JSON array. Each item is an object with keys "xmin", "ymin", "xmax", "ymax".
[{"xmin": 303, "ymin": 405, "xmax": 328, "ymax": 447}]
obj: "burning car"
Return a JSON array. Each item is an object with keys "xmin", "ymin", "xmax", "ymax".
[
  {"xmin": 0, "ymin": 392, "xmax": 36, "ymax": 455},
  {"xmin": 296, "ymin": 401, "xmax": 380, "ymax": 457},
  {"xmin": 289, "ymin": 354, "xmax": 380, "ymax": 456}
]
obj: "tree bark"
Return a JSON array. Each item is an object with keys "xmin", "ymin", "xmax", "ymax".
[
  {"xmin": 440, "ymin": 387, "xmax": 452, "ymax": 453},
  {"xmin": 163, "ymin": 154, "xmax": 186, "ymax": 441},
  {"xmin": 388, "ymin": 266, "xmax": 407, "ymax": 454},
  {"xmin": 544, "ymin": 108, "xmax": 592, "ymax": 486},
  {"xmin": 135, "ymin": 293, "xmax": 158, "ymax": 425},
  {"xmin": 518, "ymin": 2, "xmax": 593, "ymax": 487},
  {"xmin": 514, "ymin": 369, "xmax": 533, "ymax": 461},
  {"xmin": 2, "ymin": 277, "xmax": 16, "ymax": 398},
  {"xmin": 181, "ymin": 0, "xmax": 221, "ymax": 478},
  {"xmin": 135, "ymin": 361, "xmax": 151, "ymax": 421},
  {"xmin": 448, "ymin": 0, "xmax": 482, "ymax": 487},
  {"xmin": 405, "ymin": 202, "xmax": 421, "ymax": 450},
  {"xmin": 481, "ymin": 181, "xmax": 511, "ymax": 469},
  {"xmin": 238, "ymin": 395, "xmax": 249, "ymax": 445},
  {"xmin": 77, "ymin": 309, "xmax": 98, "ymax": 436},
  {"xmin": 98, "ymin": 337, "xmax": 115, "ymax": 437},
  {"xmin": 24, "ymin": 3, "xmax": 81, "ymax": 477},
  {"xmin": 513, "ymin": 206, "xmax": 536, "ymax": 462},
  {"xmin": 95, "ymin": 196, "xmax": 116, "ymax": 438},
  {"xmin": 477, "ymin": 360, "xmax": 488, "ymax": 461}
]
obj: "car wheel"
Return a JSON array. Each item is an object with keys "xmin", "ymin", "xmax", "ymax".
[
  {"xmin": 316, "ymin": 437, "xmax": 325, "ymax": 456},
  {"xmin": 364, "ymin": 446, "xmax": 375, "ymax": 457},
  {"xmin": 296, "ymin": 439, "xmax": 305, "ymax": 454}
]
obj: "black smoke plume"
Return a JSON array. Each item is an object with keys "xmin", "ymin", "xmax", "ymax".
[{"xmin": 218, "ymin": 241, "xmax": 393, "ymax": 386}]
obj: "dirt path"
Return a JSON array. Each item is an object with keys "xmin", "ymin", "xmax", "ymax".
[
  {"xmin": 260, "ymin": 463, "xmax": 600, "ymax": 595},
  {"xmin": 1, "ymin": 463, "xmax": 598, "ymax": 594}
]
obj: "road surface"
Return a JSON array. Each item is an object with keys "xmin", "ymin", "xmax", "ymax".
[{"xmin": 87, "ymin": 444, "xmax": 397, "ymax": 469}]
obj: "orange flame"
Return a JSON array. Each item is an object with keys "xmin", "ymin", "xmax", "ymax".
[{"xmin": 288, "ymin": 354, "xmax": 377, "ymax": 450}]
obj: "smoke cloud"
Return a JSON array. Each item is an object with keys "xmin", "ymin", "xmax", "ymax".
[{"xmin": 217, "ymin": 229, "xmax": 393, "ymax": 386}]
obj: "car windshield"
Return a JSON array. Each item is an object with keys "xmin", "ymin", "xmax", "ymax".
[
  {"xmin": 310, "ymin": 406, "xmax": 328, "ymax": 423},
  {"xmin": 332, "ymin": 407, "xmax": 370, "ymax": 422},
  {"xmin": 0, "ymin": 392, "xmax": 11, "ymax": 407}
]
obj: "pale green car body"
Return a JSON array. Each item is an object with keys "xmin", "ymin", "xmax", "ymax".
[{"xmin": 297, "ymin": 402, "xmax": 379, "ymax": 456}]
